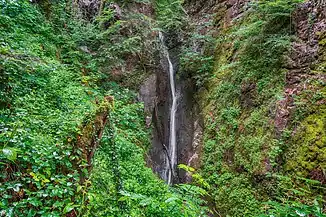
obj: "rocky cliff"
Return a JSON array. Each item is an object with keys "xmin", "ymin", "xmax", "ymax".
[
  {"xmin": 185, "ymin": 0, "xmax": 326, "ymax": 215},
  {"xmin": 53, "ymin": 0, "xmax": 326, "ymax": 214}
]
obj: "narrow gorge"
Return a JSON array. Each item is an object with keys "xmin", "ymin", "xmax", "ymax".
[
  {"xmin": 0, "ymin": 0, "xmax": 325, "ymax": 216},
  {"xmin": 159, "ymin": 32, "xmax": 178, "ymax": 185}
]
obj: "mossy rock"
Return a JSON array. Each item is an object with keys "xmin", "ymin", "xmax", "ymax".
[{"xmin": 286, "ymin": 105, "xmax": 326, "ymax": 179}]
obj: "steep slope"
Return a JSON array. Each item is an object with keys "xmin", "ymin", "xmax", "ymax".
[
  {"xmin": 0, "ymin": 1, "xmax": 208, "ymax": 216},
  {"xmin": 182, "ymin": 0, "xmax": 326, "ymax": 216},
  {"xmin": 1, "ymin": 0, "xmax": 325, "ymax": 216},
  {"xmin": 0, "ymin": 2, "xmax": 111, "ymax": 215}
]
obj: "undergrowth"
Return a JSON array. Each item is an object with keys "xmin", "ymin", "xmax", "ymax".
[
  {"xmin": 0, "ymin": 0, "xmax": 210, "ymax": 216},
  {"xmin": 1, "ymin": 0, "xmax": 324, "ymax": 216},
  {"xmin": 0, "ymin": 1, "xmax": 102, "ymax": 215},
  {"xmin": 195, "ymin": 0, "xmax": 325, "ymax": 216},
  {"xmin": 83, "ymin": 86, "xmax": 209, "ymax": 216}
]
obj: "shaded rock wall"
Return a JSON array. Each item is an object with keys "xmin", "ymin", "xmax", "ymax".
[
  {"xmin": 282, "ymin": 1, "xmax": 326, "ymax": 183},
  {"xmin": 183, "ymin": 0, "xmax": 326, "ymax": 215},
  {"xmin": 139, "ymin": 31, "xmax": 203, "ymax": 183}
]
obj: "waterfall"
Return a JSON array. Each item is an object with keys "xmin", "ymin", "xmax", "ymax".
[{"xmin": 159, "ymin": 32, "xmax": 177, "ymax": 185}]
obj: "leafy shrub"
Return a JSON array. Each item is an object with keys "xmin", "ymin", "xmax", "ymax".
[
  {"xmin": 83, "ymin": 88, "xmax": 209, "ymax": 217},
  {"xmin": 0, "ymin": 1, "xmax": 102, "ymax": 215},
  {"xmin": 179, "ymin": 14, "xmax": 216, "ymax": 88},
  {"xmin": 155, "ymin": 0, "xmax": 186, "ymax": 31}
]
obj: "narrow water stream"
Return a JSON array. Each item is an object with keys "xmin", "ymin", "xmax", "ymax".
[{"xmin": 159, "ymin": 32, "xmax": 177, "ymax": 185}]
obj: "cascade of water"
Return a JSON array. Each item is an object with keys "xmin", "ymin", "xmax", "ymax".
[{"xmin": 159, "ymin": 32, "xmax": 177, "ymax": 185}]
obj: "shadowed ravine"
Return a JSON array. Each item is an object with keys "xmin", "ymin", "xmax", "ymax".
[
  {"xmin": 3, "ymin": 1, "xmax": 324, "ymax": 216},
  {"xmin": 159, "ymin": 32, "xmax": 178, "ymax": 185}
]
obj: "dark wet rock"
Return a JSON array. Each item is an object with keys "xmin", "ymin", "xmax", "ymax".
[{"xmin": 240, "ymin": 82, "xmax": 257, "ymax": 109}]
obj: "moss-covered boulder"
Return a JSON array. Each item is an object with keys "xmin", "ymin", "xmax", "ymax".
[{"xmin": 286, "ymin": 105, "xmax": 326, "ymax": 182}]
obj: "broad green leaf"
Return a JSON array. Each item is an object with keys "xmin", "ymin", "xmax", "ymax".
[{"xmin": 1, "ymin": 147, "xmax": 17, "ymax": 161}]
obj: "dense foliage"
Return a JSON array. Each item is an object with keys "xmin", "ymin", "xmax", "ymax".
[
  {"xmin": 185, "ymin": 0, "xmax": 326, "ymax": 216},
  {"xmin": 0, "ymin": 1, "xmax": 101, "ymax": 215},
  {"xmin": 83, "ymin": 87, "xmax": 208, "ymax": 216},
  {"xmin": 0, "ymin": 1, "xmax": 208, "ymax": 216},
  {"xmin": 1, "ymin": 0, "xmax": 325, "ymax": 216}
]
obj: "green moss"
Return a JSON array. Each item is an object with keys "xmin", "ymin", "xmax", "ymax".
[
  {"xmin": 286, "ymin": 105, "xmax": 326, "ymax": 177},
  {"xmin": 212, "ymin": 173, "xmax": 260, "ymax": 217},
  {"xmin": 318, "ymin": 31, "xmax": 326, "ymax": 46},
  {"xmin": 198, "ymin": 1, "xmax": 304, "ymax": 216}
]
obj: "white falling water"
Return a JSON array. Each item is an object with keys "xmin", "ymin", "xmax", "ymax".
[{"xmin": 159, "ymin": 32, "xmax": 177, "ymax": 185}]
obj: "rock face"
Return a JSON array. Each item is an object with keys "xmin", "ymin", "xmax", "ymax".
[
  {"xmin": 179, "ymin": 0, "xmax": 326, "ymax": 215},
  {"xmin": 185, "ymin": 0, "xmax": 249, "ymax": 26},
  {"xmin": 282, "ymin": 1, "xmax": 326, "ymax": 184},
  {"xmin": 143, "ymin": 54, "xmax": 170, "ymax": 181},
  {"xmin": 142, "ymin": 0, "xmax": 252, "ymax": 184},
  {"xmin": 276, "ymin": 2, "xmax": 326, "ymax": 135},
  {"xmin": 73, "ymin": 0, "xmax": 101, "ymax": 20},
  {"xmin": 139, "ymin": 74, "xmax": 157, "ymax": 120},
  {"xmin": 139, "ymin": 31, "xmax": 204, "ymax": 183},
  {"xmin": 175, "ymin": 75, "xmax": 204, "ymax": 183}
]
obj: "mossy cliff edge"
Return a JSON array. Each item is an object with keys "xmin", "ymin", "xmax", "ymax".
[{"xmin": 187, "ymin": 0, "xmax": 326, "ymax": 216}]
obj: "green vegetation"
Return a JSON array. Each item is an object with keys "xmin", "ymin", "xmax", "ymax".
[
  {"xmin": 0, "ymin": 1, "xmax": 101, "ymax": 215},
  {"xmin": 83, "ymin": 88, "xmax": 209, "ymax": 216},
  {"xmin": 1, "ymin": 0, "xmax": 325, "ymax": 216},
  {"xmin": 179, "ymin": 13, "xmax": 215, "ymax": 88},
  {"xmin": 155, "ymin": 0, "xmax": 186, "ymax": 31},
  {"xmin": 285, "ymin": 80, "xmax": 326, "ymax": 179},
  {"xmin": 0, "ymin": 1, "xmax": 208, "ymax": 216},
  {"xmin": 286, "ymin": 105, "xmax": 326, "ymax": 177},
  {"xmin": 185, "ymin": 0, "xmax": 326, "ymax": 216}
]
